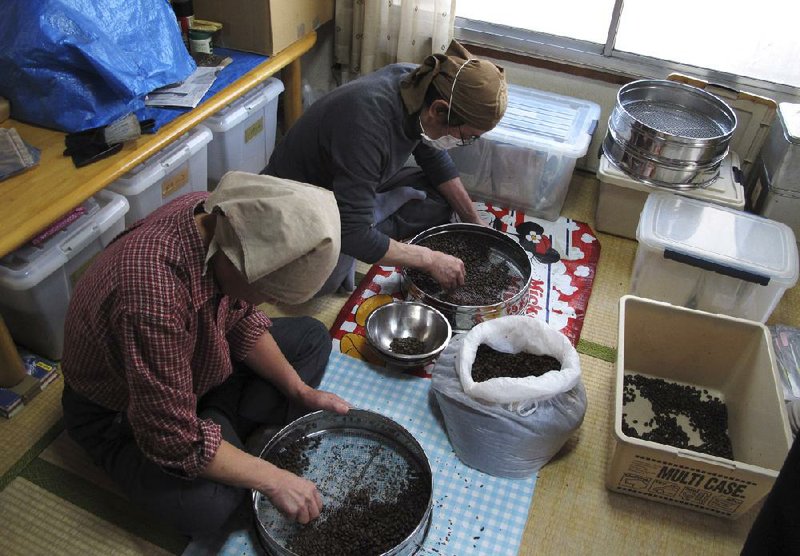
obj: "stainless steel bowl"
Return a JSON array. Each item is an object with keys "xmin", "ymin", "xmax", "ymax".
[
  {"xmin": 402, "ymin": 223, "xmax": 533, "ymax": 332},
  {"xmin": 253, "ymin": 409, "xmax": 433, "ymax": 556},
  {"xmin": 364, "ymin": 301, "xmax": 452, "ymax": 367}
]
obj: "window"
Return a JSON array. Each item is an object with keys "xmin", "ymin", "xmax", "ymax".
[
  {"xmin": 456, "ymin": 0, "xmax": 800, "ymax": 100},
  {"xmin": 457, "ymin": 0, "xmax": 617, "ymax": 44}
]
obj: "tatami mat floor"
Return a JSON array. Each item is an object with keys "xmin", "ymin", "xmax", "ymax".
[{"xmin": 1, "ymin": 170, "xmax": 798, "ymax": 555}]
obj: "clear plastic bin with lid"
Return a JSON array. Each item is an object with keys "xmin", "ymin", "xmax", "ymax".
[
  {"xmin": 595, "ymin": 150, "xmax": 745, "ymax": 240},
  {"xmin": 630, "ymin": 192, "xmax": 798, "ymax": 322},
  {"xmin": 106, "ymin": 125, "xmax": 212, "ymax": 228},
  {"xmin": 204, "ymin": 78, "xmax": 284, "ymax": 188},
  {"xmin": 449, "ymin": 84, "xmax": 600, "ymax": 221},
  {"xmin": 0, "ymin": 191, "xmax": 129, "ymax": 359}
]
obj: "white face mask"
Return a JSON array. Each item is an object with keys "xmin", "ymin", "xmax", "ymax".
[{"xmin": 419, "ymin": 122, "xmax": 461, "ymax": 151}]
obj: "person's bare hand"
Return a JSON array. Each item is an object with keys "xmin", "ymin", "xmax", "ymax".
[
  {"xmin": 466, "ymin": 214, "xmax": 490, "ymax": 227},
  {"xmin": 427, "ymin": 250, "xmax": 465, "ymax": 290},
  {"xmin": 261, "ymin": 468, "xmax": 323, "ymax": 524},
  {"xmin": 297, "ymin": 388, "xmax": 350, "ymax": 415}
]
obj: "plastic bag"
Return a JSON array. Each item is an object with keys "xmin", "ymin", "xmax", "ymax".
[
  {"xmin": 0, "ymin": 0, "xmax": 195, "ymax": 132},
  {"xmin": 769, "ymin": 324, "xmax": 800, "ymax": 401},
  {"xmin": 0, "ymin": 128, "xmax": 40, "ymax": 181},
  {"xmin": 456, "ymin": 315, "xmax": 582, "ymax": 407},
  {"xmin": 432, "ymin": 334, "xmax": 587, "ymax": 478}
]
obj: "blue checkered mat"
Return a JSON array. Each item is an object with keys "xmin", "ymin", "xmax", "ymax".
[{"xmin": 183, "ymin": 351, "xmax": 536, "ymax": 556}]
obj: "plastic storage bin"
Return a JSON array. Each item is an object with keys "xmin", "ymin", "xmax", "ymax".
[
  {"xmin": 0, "ymin": 191, "xmax": 129, "ymax": 359},
  {"xmin": 205, "ymin": 78, "xmax": 284, "ymax": 188},
  {"xmin": 631, "ymin": 192, "xmax": 798, "ymax": 322},
  {"xmin": 595, "ymin": 151, "xmax": 745, "ymax": 239},
  {"xmin": 607, "ymin": 295, "xmax": 792, "ymax": 519},
  {"xmin": 107, "ymin": 125, "xmax": 212, "ymax": 227},
  {"xmin": 449, "ymin": 84, "xmax": 600, "ymax": 221}
]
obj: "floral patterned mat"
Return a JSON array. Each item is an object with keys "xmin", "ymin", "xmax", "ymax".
[{"xmin": 330, "ymin": 202, "xmax": 601, "ymax": 376}]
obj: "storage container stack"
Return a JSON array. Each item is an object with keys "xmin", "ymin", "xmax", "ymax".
[{"xmin": 597, "ymin": 81, "xmax": 798, "ymax": 520}]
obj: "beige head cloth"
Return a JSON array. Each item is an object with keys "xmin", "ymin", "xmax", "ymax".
[
  {"xmin": 204, "ymin": 171, "xmax": 341, "ymax": 304},
  {"xmin": 400, "ymin": 39, "xmax": 507, "ymax": 131}
]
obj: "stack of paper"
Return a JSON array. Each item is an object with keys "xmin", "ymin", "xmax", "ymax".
[{"xmin": 145, "ymin": 66, "xmax": 221, "ymax": 109}]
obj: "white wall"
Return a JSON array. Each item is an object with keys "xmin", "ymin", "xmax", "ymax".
[{"xmin": 297, "ymin": 22, "xmax": 338, "ymax": 109}]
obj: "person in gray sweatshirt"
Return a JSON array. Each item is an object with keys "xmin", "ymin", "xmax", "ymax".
[{"xmin": 264, "ymin": 39, "xmax": 507, "ymax": 295}]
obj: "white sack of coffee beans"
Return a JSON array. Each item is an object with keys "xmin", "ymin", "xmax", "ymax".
[
  {"xmin": 431, "ymin": 332, "xmax": 587, "ymax": 478},
  {"xmin": 456, "ymin": 315, "xmax": 581, "ymax": 408}
]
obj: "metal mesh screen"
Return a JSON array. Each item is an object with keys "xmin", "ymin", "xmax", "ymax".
[
  {"xmin": 627, "ymin": 100, "xmax": 724, "ymax": 139},
  {"xmin": 254, "ymin": 413, "xmax": 432, "ymax": 555}
]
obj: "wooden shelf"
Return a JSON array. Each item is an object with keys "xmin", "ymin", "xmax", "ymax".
[{"xmin": 0, "ymin": 31, "xmax": 316, "ymax": 259}]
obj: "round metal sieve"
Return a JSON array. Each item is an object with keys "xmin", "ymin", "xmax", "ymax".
[
  {"xmin": 253, "ymin": 410, "xmax": 433, "ymax": 556},
  {"xmin": 605, "ymin": 79, "xmax": 737, "ymax": 188},
  {"xmin": 402, "ymin": 223, "xmax": 533, "ymax": 332}
]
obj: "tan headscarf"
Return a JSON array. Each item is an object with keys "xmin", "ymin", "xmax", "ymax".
[
  {"xmin": 204, "ymin": 172, "xmax": 341, "ymax": 304},
  {"xmin": 400, "ymin": 39, "xmax": 507, "ymax": 131}
]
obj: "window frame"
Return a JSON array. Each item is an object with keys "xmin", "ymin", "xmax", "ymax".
[{"xmin": 454, "ymin": 15, "xmax": 800, "ymax": 103}]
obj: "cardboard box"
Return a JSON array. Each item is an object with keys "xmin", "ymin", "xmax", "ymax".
[
  {"xmin": 193, "ymin": 0, "xmax": 333, "ymax": 55},
  {"xmin": 595, "ymin": 151, "xmax": 745, "ymax": 240},
  {"xmin": 607, "ymin": 295, "xmax": 792, "ymax": 519}
]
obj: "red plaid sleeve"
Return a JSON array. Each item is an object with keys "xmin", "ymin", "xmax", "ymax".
[
  {"xmin": 226, "ymin": 300, "xmax": 272, "ymax": 361},
  {"xmin": 120, "ymin": 308, "xmax": 221, "ymax": 478}
]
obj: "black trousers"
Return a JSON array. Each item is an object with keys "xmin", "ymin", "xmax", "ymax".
[
  {"xmin": 61, "ymin": 316, "xmax": 331, "ymax": 537},
  {"xmin": 741, "ymin": 434, "xmax": 800, "ymax": 554},
  {"xmin": 374, "ymin": 165, "xmax": 453, "ymax": 242}
]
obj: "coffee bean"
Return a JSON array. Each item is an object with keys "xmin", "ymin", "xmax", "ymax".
[
  {"xmin": 622, "ymin": 374, "xmax": 734, "ymax": 460},
  {"xmin": 266, "ymin": 436, "xmax": 431, "ymax": 555},
  {"xmin": 390, "ymin": 337, "xmax": 427, "ymax": 355},
  {"xmin": 471, "ymin": 344, "xmax": 562, "ymax": 382},
  {"xmin": 407, "ymin": 232, "xmax": 518, "ymax": 305}
]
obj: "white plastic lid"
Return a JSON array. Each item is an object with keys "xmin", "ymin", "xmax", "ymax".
[
  {"xmin": 0, "ymin": 190, "xmax": 129, "ymax": 290},
  {"xmin": 778, "ymin": 102, "xmax": 800, "ymax": 144},
  {"xmin": 483, "ymin": 84, "xmax": 601, "ymax": 157},
  {"xmin": 204, "ymin": 77, "xmax": 285, "ymax": 132},
  {"xmin": 637, "ymin": 192, "xmax": 799, "ymax": 286},
  {"xmin": 107, "ymin": 125, "xmax": 213, "ymax": 196},
  {"xmin": 597, "ymin": 151, "xmax": 745, "ymax": 210}
]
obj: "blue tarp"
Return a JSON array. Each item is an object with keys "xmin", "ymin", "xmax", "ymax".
[{"xmin": 0, "ymin": 0, "xmax": 197, "ymax": 132}]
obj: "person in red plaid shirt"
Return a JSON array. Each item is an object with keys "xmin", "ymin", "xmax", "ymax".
[{"xmin": 61, "ymin": 172, "xmax": 350, "ymax": 536}]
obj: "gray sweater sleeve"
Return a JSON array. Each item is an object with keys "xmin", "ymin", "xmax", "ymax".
[{"xmin": 413, "ymin": 143, "xmax": 459, "ymax": 186}]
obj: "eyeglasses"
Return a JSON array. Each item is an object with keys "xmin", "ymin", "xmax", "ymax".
[
  {"xmin": 448, "ymin": 59, "xmax": 481, "ymax": 148},
  {"xmin": 457, "ymin": 125, "xmax": 480, "ymax": 147}
]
